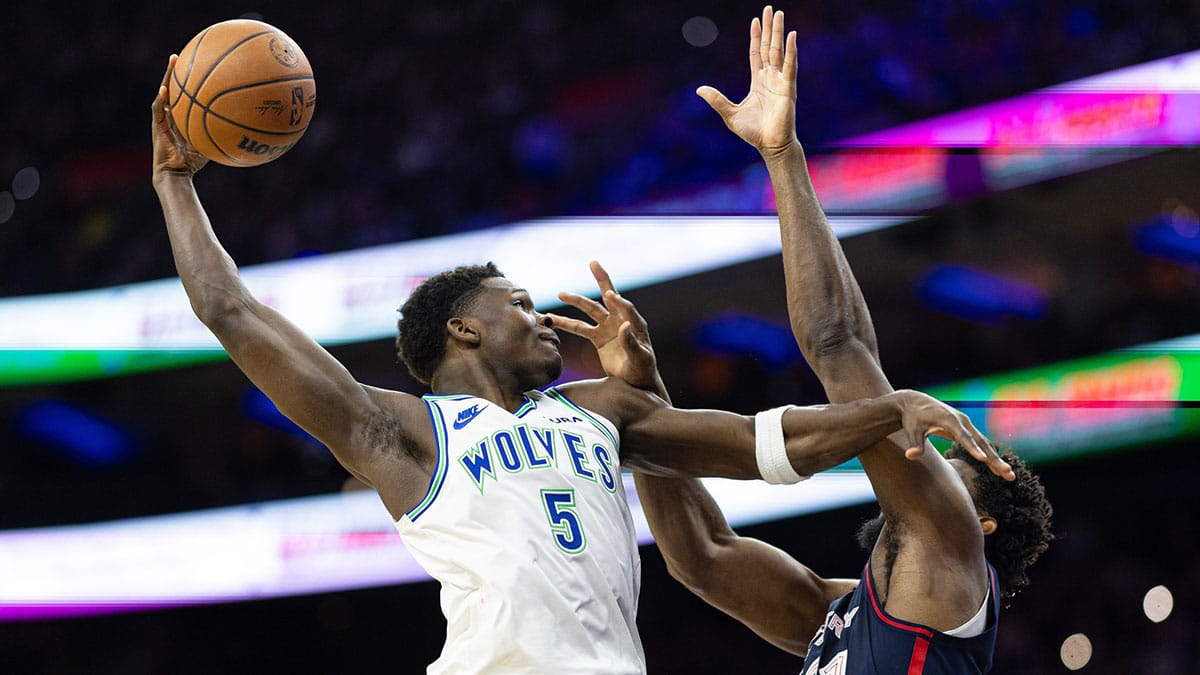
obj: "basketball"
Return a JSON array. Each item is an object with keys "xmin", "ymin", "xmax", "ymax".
[{"xmin": 167, "ymin": 19, "xmax": 315, "ymax": 167}]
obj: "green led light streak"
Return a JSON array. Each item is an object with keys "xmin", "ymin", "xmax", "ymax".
[{"xmin": 0, "ymin": 350, "xmax": 228, "ymax": 387}]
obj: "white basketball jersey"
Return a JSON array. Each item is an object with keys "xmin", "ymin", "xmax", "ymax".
[{"xmin": 395, "ymin": 387, "xmax": 645, "ymax": 674}]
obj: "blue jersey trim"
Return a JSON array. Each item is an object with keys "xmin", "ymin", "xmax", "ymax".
[
  {"xmin": 407, "ymin": 397, "xmax": 450, "ymax": 521},
  {"xmin": 513, "ymin": 395, "xmax": 537, "ymax": 418}
]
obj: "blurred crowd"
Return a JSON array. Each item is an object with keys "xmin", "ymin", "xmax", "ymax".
[{"xmin": 1, "ymin": 0, "xmax": 1198, "ymax": 296}]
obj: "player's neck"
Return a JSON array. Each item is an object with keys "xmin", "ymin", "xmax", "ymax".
[{"xmin": 431, "ymin": 361, "xmax": 531, "ymax": 412}]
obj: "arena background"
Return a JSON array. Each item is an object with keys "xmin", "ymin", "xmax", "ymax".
[{"xmin": 2, "ymin": 1, "xmax": 1199, "ymax": 672}]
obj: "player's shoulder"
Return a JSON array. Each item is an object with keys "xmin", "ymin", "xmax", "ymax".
[
  {"xmin": 550, "ymin": 377, "xmax": 608, "ymax": 400},
  {"xmin": 542, "ymin": 378, "xmax": 609, "ymax": 416},
  {"xmin": 552, "ymin": 377, "xmax": 665, "ymax": 429},
  {"xmin": 361, "ymin": 385, "xmax": 428, "ymax": 414}
]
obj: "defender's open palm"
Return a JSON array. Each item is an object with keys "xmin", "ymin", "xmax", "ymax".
[
  {"xmin": 152, "ymin": 55, "xmax": 208, "ymax": 178},
  {"xmin": 547, "ymin": 261, "xmax": 659, "ymax": 390},
  {"xmin": 698, "ymin": 6, "xmax": 798, "ymax": 155}
]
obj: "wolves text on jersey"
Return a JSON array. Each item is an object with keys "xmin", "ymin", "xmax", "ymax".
[{"xmin": 457, "ymin": 423, "xmax": 618, "ymax": 495}]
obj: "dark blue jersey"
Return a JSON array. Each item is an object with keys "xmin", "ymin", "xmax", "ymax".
[{"xmin": 799, "ymin": 563, "xmax": 999, "ymax": 674}]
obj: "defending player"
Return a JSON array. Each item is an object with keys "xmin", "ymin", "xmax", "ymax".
[
  {"xmin": 624, "ymin": 7, "xmax": 1054, "ymax": 673},
  {"xmin": 150, "ymin": 52, "xmax": 1009, "ymax": 673}
]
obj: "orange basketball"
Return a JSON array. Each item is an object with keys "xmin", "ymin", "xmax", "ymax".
[{"xmin": 167, "ymin": 19, "xmax": 316, "ymax": 167}]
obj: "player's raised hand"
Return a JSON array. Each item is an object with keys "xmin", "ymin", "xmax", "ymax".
[
  {"xmin": 892, "ymin": 390, "xmax": 1015, "ymax": 481},
  {"xmin": 152, "ymin": 55, "xmax": 208, "ymax": 179},
  {"xmin": 697, "ymin": 6, "xmax": 798, "ymax": 156},
  {"xmin": 546, "ymin": 261, "xmax": 660, "ymax": 390}
]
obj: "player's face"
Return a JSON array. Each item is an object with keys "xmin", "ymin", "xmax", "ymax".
[{"xmin": 471, "ymin": 277, "xmax": 562, "ymax": 388}]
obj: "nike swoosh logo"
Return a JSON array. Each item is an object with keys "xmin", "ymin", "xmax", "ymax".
[{"xmin": 452, "ymin": 404, "xmax": 486, "ymax": 430}]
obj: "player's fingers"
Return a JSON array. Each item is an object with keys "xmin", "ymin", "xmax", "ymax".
[
  {"xmin": 925, "ymin": 425, "xmax": 947, "ymax": 442},
  {"xmin": 964, "ymin": 419, "xmax": 1014, "ymax": 480},
  {"xmin": 604, "ymin": 288, "xmax": 640, "ymax": 315},
  {"xmin": 153, "ymin": 86, "xmax": 167, "ymax": 121},
  {"xmin": 956, "ymin": 413, "xmax": 998, "ymax": 460},
  {"xmin": 938, "ymin": 420, "xmax": 982, "ymax": 455},
  {"xmin": 161, "ymin": 54, "xmax": 176, "ymax": 91},
  {"xmin": 604, "ymin": 290, "xmax": 649, "ymax": 331},
  {"xmin": 759, "ymin": 6, "xmax": 774, "ymax": 70},
  {"xmin": 557, "ymin": 291, "xmax": 608, "ymax": 324},
  {"xmin": 749, "ymin": 17, "xmax": 764, "ymax": 74},
  {"xmin": 619, "ymin": 321, "xmax": 637, "ymax": 346},
  {"xmin": 589, "ymin": 260, "xmax": 617, "ymax": 296},
  {"xmin": 783, "ymin": 31, "xmax": 797, "ymax": 80},
  {"xmin": 984, "ymin": 449, "xmax": 1015, "ymax": 481},
  {"xmin": 770, "ymin": 10, "xmax": 785, "ymax": 70},
  {"xmin": 154, "ymin": 57, "xmax": 176, "ymax": 114},
  {"xmin": 696, "ymin": 86, "xmax": 738, "ymax": 120},
  {"xmin": 944, "ymin": 420, "xmax": 1013, "ymax": 479},
  {"xmin": 543, "ymin": 313, "xmax": 593, "ymax": 338}
]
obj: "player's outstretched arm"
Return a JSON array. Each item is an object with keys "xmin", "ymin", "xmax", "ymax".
[
  {"xmin": 701, "ymin": 7, "xmax": 1011, "ymax": 631},
  {"xmin": 696, "ymin": 7, "xmax": 883, "ymax": 396},
  {"xmin": 700, "ymin": 8, "xmax": 1011, "ymax": 474},
  {"xmin": 150, "ymin": 56, "xmax": 419, "ymax": 486}
]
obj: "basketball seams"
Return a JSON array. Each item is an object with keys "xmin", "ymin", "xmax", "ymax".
[
  {"xmin": 208, "ymin": 74, "xmax": 314, "ymax": 99},
  {"xmin": 201, "ymin": 111, "xmax": 240, "ymax": 164},
  {"xmin": 180, "ymin": 26, "xmax": 215, "ymax": 137},
  {"xmin": 188, "ymin": 30, "xmax": 276, "ymax": 107},
  {"xmin": 172, "ymin": 25, "xmax": 210, "ymax": 110}
]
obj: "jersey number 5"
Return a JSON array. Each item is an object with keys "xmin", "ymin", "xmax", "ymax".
[{"xmin": 542, "ymin": 489, "xmax": 587, "ymax": 554}]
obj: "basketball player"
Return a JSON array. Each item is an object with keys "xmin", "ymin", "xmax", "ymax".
[
  {"xmin": 150, "ymin": 53, "xmax": 1009, "ymax": 673},
  {"xmin": 611, "ymin": 8, "xmax": 1054, "ymax": 673}
]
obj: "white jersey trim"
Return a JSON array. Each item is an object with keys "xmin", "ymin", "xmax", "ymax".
[{"xmin": 944, "ymin": 584, "xmax": 991, "ymax": 638}]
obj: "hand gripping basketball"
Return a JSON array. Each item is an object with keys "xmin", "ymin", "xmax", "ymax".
[
  {"xmin": 152, "ymin": 55, "xmax": 209, "ymax": 178},
  {"xmin": 165, "ymin": 19, "xmax": 316, "ymax": 167}
]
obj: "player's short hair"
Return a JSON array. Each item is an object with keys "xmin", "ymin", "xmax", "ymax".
[
  {"xmin": 396, "ymin": 262, "xmax": 504, "ymax": 384},
  {"xmin": 947, "ymin": 444, "xmax": 1054, "ymax": 602}
]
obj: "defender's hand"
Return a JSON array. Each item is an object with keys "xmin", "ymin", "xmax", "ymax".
[
  {"xmin": 892, "ymin": 390, "xmax": 1015, "ymax": 481},
  {"xmin": 697, "ymin": 6, "xmax": 799, "ymax": 157},
  {"xmin": 152, "ymin": 55, "xmax": 208, "ymax": 179},
  {"xmin": 546, "ymin": 261, "xmax": 660, "ymax": 390}
]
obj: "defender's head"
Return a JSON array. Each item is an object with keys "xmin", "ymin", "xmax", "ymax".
[
  {"xmin": 396, "ymin": 263, "xmax": 561, "ymax": 389},
  {"xmin": 945, "ymin": 444, "xmax": 1054, "ymax": 602},
  {"xmin": 856, "ymin": 444, "xmax": 1053, "ymax": 603}
]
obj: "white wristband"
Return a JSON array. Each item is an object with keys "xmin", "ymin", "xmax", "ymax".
[{"xmin": 755, "ymin": 406, "xmax": 807, "ymax": 484}]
